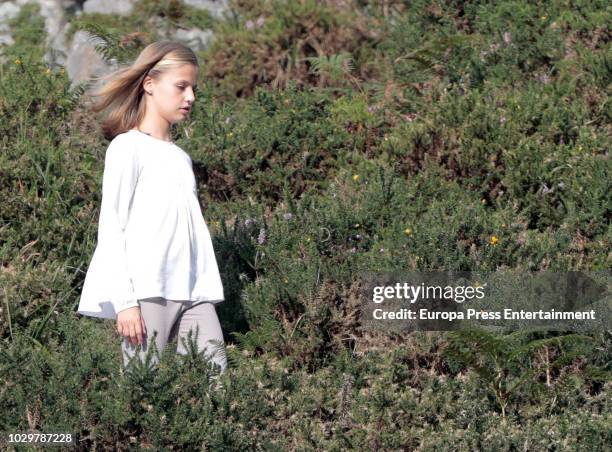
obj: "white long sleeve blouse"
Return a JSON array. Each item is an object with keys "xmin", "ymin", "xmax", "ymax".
[{"xmin": 77, "ymin": 129, "xmax": 225, "ymax": 320}]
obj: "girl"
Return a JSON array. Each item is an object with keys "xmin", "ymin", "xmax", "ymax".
[{"xmin": 77, "ymin": 41, "xmax": 227, "ymax": 374}]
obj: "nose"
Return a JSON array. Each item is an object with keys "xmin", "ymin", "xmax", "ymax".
[{"xmin": 186, "ymin": 87, "xmax": 196, "ymax": 103}]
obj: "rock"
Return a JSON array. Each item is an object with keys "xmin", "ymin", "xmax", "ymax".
[
  {"xmin": 82, "ymin": 0, "xmax": 135, "ymax": 15},
  {"xmin": 0, "ymin": 22, "xmax": 15, "ymax": 47},
  {"xmin": 183, "ymin": 0, "xmax": 230, "ymax": 20},
  {"xmin": 0, "ymin": 1, "xmax": 62, "ymax": 64},
  {"xmin": 0, "ymin": 2, "xmax": 21, "ymax": 22},
  {"xmin": 0, "ymin": 0, "xmax": 226, "ymax": 84},
  {"xmin": 38, "ymin": 0, "xmax": 76, "ymax": 68},
  {"xmin": 173, "ymin": 27, "xmax": 213, "ymax": 51},
  {"xmin": 65, "ymin": 30, "xmax": 115, "ymax": 90}
]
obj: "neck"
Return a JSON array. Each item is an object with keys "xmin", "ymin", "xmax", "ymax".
[{"xmin": 136, "ymin": 118, "xmax": 173, "ymax": 142}]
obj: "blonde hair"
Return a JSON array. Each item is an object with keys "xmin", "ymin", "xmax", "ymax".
[{"xmin": 86, "ymin": 41, "xmax": 199, "ymax": 141}]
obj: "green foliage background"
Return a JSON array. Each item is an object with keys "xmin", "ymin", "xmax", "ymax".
[{"xmin": 0, "ymin": 0, "xmax": 610, "ymax": 449}]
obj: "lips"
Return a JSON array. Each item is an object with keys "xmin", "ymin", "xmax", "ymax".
[{"xmin": 180, "ymin": 107, "xmax": 190, "ymax": 112}]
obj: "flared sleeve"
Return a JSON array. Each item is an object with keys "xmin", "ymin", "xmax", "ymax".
[{"xmin": 96, "ymin": 137, "xmax": 141, "ymax": 314}]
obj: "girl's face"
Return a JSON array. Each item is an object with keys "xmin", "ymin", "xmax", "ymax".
[{"xmin": 143, "ymin": 64, "xmax": 199, "ymax": 124}]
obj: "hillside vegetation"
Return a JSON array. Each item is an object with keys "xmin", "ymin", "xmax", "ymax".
[{"xmin": 0, "ymin": 0, "xmax": 610, "ymax": 449}]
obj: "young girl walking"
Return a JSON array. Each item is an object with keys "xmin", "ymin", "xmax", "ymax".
[{"xmin": 77, "ymin": 41, "xmax": 227, "ymax": 374}]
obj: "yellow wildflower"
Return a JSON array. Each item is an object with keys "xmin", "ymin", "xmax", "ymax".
[
  {"xmin": 14, "ymin": 58, "xmax": 21, "ymax": 65},
  {"xmin": 352, "ymin": 174, "xmax": 360, "ymax": 182},
  {"xmin": 404, "ymin": 227, "xmax": 412, "ymax": 236},
  {"xmin": 489, "ymin": 235, "xmax": 499, "ymax": 246},
  {"xmin": 45, "ymin": 68, "xmax": 51, "ymax": 75}
]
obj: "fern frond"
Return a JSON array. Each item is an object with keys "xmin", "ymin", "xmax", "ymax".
[
  {"xmin": 508, "ymin": 333, "xmax": 593, "ymax": 362},
  {"xmin": 306, "ymin": 52, "xmax": 354, "ymax": 83},
  {"xmin": 68, "ymin": 21, "xmax": 138, "ymax": 65}
]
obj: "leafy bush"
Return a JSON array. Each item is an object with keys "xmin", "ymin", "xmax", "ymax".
[{"xmin": 1, "ymin": 0, "xmax": 609, "ymax": 449}]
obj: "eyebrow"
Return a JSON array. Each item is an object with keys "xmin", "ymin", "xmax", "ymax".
[{"xmin": 177, "ymin": 80, "xmax": 197, "ymax": 86}]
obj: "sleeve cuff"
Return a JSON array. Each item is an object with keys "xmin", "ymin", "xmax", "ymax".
[{"xmin": 114, "ymin": 299, "xmax": 140, "ymax": 314}]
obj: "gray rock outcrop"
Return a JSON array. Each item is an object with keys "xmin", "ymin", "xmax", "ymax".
[{"xmin": 0, "ymin": 0, "xmax": 229, "ymax": 86}]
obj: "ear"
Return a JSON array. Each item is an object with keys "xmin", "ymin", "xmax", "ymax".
[{"xmin": 142, "ymin": 75, "xmax": 154, "ymax": 93}]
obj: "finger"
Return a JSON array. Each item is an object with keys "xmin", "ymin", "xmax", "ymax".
[
  {"xmin": 121, "ymin": 325, "xmax": 132, "ymax": 344},
  {"xmin": 119, "ymin": 322, "xmax": 129, "ymax": 340},
  {"xmin": 136, "ymin": 323, "xmax": 144, "ymax": 345},
  {"xmin": 123, "ymin": 326, "xmax": 132, "ymax": 345},
  {"xmin": 141, "ymin": 316, "xmax": 147, "ymax": 336},
  {"xmin": 129, "ymin": 323, "xmax": 137, "ymax": 345}
]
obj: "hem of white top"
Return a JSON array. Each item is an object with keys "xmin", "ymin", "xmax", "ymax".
[
  {"xmin": 77, "ymin": 297, "xmax": 225, "ymax": 319},
  {"xmin": 135, "ymin": 293, "xmax": 225, "ymax": 304}
]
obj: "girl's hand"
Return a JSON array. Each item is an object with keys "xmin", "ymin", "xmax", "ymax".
[{"xmin": 116, "ymin": 306, "xmax": 147, "ymax": 346}]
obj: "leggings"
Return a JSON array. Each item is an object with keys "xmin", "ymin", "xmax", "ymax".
[{"xmin": 121, "ymin": 297, "xmax": 227, "ymax": 372}]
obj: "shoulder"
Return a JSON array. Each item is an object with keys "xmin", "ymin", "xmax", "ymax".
[
  {"xmin": 105, "ymin": 132, "xmax": 140, "ymax": 165},
  {"xmin": 108, "ymin": 130, "xmax": 137, "ymax": 149}
]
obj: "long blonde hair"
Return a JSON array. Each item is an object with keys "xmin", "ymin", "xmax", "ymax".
[{"xmin": 86, "ymin": 41, "xmax": 199, "ymax": 141}]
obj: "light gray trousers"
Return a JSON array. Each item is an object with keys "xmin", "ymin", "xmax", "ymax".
[{"xmin": 121, "ymin": 297, "xmax": 227, "ymax": 373}]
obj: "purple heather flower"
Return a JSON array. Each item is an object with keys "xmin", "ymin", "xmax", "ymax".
[
  {"xmin": 350, "ymin": 247, "xmax": 357, "ymax": 253},
  {"xmin": 379, "ymin": 247, "xmax": 385, "ymax": 253},
  {"xmin": 244, "ymin": 218, "xmax": 255, "ymax": 227},
  {"xmin": 283, "ymin": 213, "xmax": 293, "ymax": 220},
  {"xmin": 224, "ymin": 116, "xmax": 232, "ymax": 124},
  {"xmin": 499, "ymin": 116, "xmax": 507, "ymax": 124},
  {"xmin": 257, "ymin": 228, "xmax": 267, "ymax": 245},
  {"xmin": 246, "ymin": 20, "xmax": 254, "ymax": 30},
  {"xmin": 256, "ymin": 15, "xmax": 265, "ymax": 28},
  {"xmin": 367, "ymin": 105, "xmax": 379, "ymax": 113}
]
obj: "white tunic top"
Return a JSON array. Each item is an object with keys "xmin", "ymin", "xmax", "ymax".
[{"xmin": 77, "ymin": 129, "xmax": 225, "ymax": 320}]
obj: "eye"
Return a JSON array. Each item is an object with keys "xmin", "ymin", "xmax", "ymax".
[{"xmin": 177, "ymin": 85, "xmax": 197, "ymax": 94}]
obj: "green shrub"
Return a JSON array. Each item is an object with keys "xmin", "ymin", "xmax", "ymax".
[{"xmin": 1, "ymin": 0, "xmax": 609, "ymax": 448}]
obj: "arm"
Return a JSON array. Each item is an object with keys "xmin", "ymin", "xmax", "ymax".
[{"xmin": 98, "ymin": 137, "xmax": 140, "ymax": 314}]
